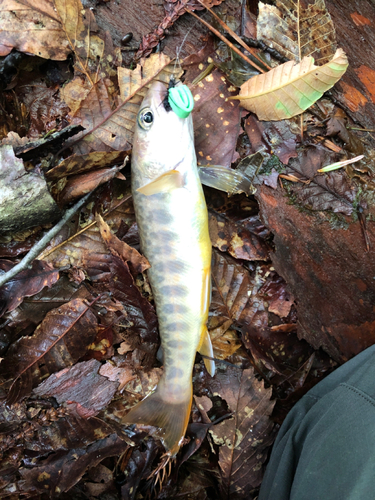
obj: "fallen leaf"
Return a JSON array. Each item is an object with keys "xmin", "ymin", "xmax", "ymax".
[
  {"xmin": 234, "ymin": 49, "xmax": 348, "ymax": 121},
  {"xmin": 209, "ymin": 250, "xmax": 263, "ymax": 339},
  {"xmin": 0, "ymin": 0, "xmax": 70, "ymax": 59},
  {"xmin": 0, "ymin": 259, "xmax": 59, "ymax": 316},
  {"xmin": 70, "ymin": 53, "xmax": 181, "ymax": 154},
  {"xmin": 186, "ymin": 68, "xmax": 241, "ymax": 167},
  {"xmin": 99, "ymin": 361, "xmax": 135, "ymax": 392},
  {"xmin": 46, "ymin": 151, "xmax": 128, "ymax": 181},
  {"xmin": 34, "ymin": 359, "xmax": 118, "ymax": 418},
  {"xmin": 0, "ymin": 298, "xmax": 98, "ymax": 404},
  {"xmin": 20, "ymin": 433, "xmax": 127, "ymax": 495},
  {"xmin": 257, "ymin": 0, "xmax": 338, "ymax": 64},
  {"xmin": 244, "ymin": 114, "xmax": 299, "ymax": 165},
  {"xmin": 207, "ymin": 365, "xmax": 275, "ymax": 498},
  {"xmin": 57, "ymin": 166, "xmax": 124, "ymax": 204},
  {"xmin": 286, "ymin": 145, "xmax": 356, "ymax": 215},
  {"xmin": 326, "ymin": 108, "xmax": 364, "ymax": 155},
  {"xmin": 96, "ymin": 214, "xmax": 150, "ymax": 274},
  {"xmin": 208, "ymin": 209, "xmax": 269, "ymax": 261}
]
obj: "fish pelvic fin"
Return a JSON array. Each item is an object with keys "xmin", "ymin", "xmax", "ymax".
[
  {"xmin": 122, "ymin": 382, "xmax": 192, "ymax": 457},
  {"xmin": 136, "ymin": 169, "xmax": 184, "ymax": 196},
  {"xmin": 198, "ymin": 326, "xmax": 215, "ymax": 377}
]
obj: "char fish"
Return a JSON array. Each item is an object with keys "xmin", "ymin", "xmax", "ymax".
[{"xmin": 123, "ymin": 81, "xmax": 215, "ymax": 456}]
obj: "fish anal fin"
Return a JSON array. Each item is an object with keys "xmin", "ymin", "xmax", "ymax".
[
  {"xmin": 122, "ymin": 383, "xmax": 192, "ymax": 456},
  {"xmin": 198, "ymin": 326, "xmax": 215, "ymax": 377},
  {"xmin": 137, "ymin": 169, "xmax": 184, "ymax": 196}
]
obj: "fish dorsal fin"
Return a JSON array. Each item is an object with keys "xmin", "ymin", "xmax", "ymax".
[
  {"xmin": 198, "ymin": 165, "xmax": 256, "ymax": 195},
  {"xmin": 198, "ymin": 327, "xmax": 215, "ymax": 377},
  {"xmin": 137, "ymin": 169, "xmax": 184, "ymax": 196}
]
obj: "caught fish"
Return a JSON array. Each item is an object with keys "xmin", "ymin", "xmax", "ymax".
[{"xmin": 123, "ymin": 80, "xmax": 215, "ymax": 456}]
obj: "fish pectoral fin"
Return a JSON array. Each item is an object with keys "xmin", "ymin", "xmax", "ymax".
[
  {"xmin": 198, "ymin": 165, "xmax": 256, "ymax": 195},
  {"xmin": 198, "ymin": 327, "xmax": 215, "ymax": 377},
  {"xmin": 137, "ymin": 169, "xmax": 184, "ymax": 196},
  {"xmin": 122, "ymin": 382, "xmax": 192, "ymax": 457}
]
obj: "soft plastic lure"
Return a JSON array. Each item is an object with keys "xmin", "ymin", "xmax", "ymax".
[{"xmin": 123, "ymin": 81, "xmax": 215, "ymax": 456}]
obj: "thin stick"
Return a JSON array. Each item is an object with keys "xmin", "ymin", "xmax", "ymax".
[
  {"xmin": 196, "ymin": 0, "xmax": 271, "ymax": 70},
  {"xmin": 0, "ymin": 192, "xmax": 92, "ymax": 288},
  {"xmin": 186, "ymin": 10, "xmax": 266, "ymax": 74},
  {"xmin": 38, "ymin": 194, "xmax": 132, "ymax": 260}
]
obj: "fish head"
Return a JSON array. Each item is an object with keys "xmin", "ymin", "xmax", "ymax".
[{"xmin": 132, "ymin": 81, "xmax": 195, "ymax": 182}]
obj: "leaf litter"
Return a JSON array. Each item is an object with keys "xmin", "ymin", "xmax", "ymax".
[{"xmin": 0, "ymin": 0, "xmax": 373, "ymax": 498}]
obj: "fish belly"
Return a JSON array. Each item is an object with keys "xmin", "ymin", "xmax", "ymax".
[{"xmin": 133, "ymin": 181, "xmax": 211, "ymax": 402}]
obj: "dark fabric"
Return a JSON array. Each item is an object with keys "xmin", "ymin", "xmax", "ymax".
[{"xmin": 258, "ymin": 344, "xmax": 375, "ymax": 500}]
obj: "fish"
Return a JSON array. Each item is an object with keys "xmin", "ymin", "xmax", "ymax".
[{"xmin": 123, "ymin": 80, "xmax": 215, "ymax": 456}]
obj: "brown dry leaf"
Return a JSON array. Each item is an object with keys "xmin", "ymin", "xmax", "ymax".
[
  {"xmin": 186, "ymin": 68, "xmax": 241, "ymax": 168},
  {"xmin": 257, "ymin": 0, "xmax": 337, "ymax": 64},
  {"xmin": 286, "ymin": 145, "xmax": 356, "ymax": 215},
  {"xmin": 211, "ymin": 328, "xmax": 242, "ymax": 360},
  {"xmin": 69, "ymin": 53, "xmax": 180, "ymax": 154},
  {"xmin": 208, "ymin": 209, "xmax": 269, "ymax": 261},
  {"xmin": 0, "ymin": 259, "xmax": 59, "ymax": 316},
  {"xmin": 96, "ymin": 214, "xmax": 150, "ymax": 274},
  {"xmin": 20, "ymin": 433, "xmax": 128, "ymax": 496},
  {"xmin": 57, "ymin": 166, "xmax": 124, "ymax": 204},
  {"xmin": 0, "ymin": 298, "xmax": 98, "ymax": 404},
  {"xmin": 0, "ymin": 0, "xmax": 69, "ymax": 59},
  {"xmin": 40, "ymin": 192, "xmax": 135, "ymax": 272},
  {"xmin": 234, "ymin": 49, "xmax": 348, "ymax": 121},
  {"xmin": 208, "ymin": 365, "xmax": 275, "ymax": 498},
  {"xmin": 46, "ymin": 151, "xmax": 128, "ymax": 181},
  {"xmin": 209, "ymin": 249, "xmax": 264, "ymax": 339}
]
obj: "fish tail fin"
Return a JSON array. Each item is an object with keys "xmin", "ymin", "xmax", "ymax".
[{"xmin": 123, "ymin": 382, "xmax": 192, "ymax": 456}]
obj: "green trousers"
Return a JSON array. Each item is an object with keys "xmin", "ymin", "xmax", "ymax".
[{"xmin": 259, "ymin": 344, "xmax": 375, "ymax": 500}]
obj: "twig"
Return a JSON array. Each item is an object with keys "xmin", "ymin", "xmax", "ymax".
[
  {"xmin": 38, "ymin": 194, "xmax": 132, "ymax": 260},
  {"xmin": 0, "ymin": 192, "xmax": 92, "ymax": 288},
  {"xmin": 196, "ymin": 0, "xmax": 271, "ymax": 70},
  {"xmin": 186, "ymin": 10, "xmax": 266, "ymax": 74}
]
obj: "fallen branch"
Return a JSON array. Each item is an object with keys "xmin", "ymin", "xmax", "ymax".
[{"xmin": 0, "ymin": 192, "xmax": 92, "ymax": 288}]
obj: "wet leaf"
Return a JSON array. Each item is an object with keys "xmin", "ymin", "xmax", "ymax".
[
  {"xmin": 244, "ymin": 114, "xmax": 299, "ymax": 165},
  {"xmin": 95, "ymin": 255, "xmax": 158, "ymax": 349},
  {"xmin": 208, "ymin": 209, "xmax": 269, "ymax": 261},
  {"xmin": 187, "ymin": 68, "xmax": 241, "ymax": 168},
  {"xmin": 34, "ymin": 359, "xmax": 118, "ymax": 418},
  {"xmin": 326, "ymin": 108, "xmax": 364, "ymax": 155},
  {"xmin": 209, "ymin": 250, "xmax": 262, "ymax": 339},
  {"xmin": 70, "ymin": 54, "xmax": 181, "ymax": 154},
  {"xmin": 0, "ymin": 298, "xmax": 98, "ymax": 404},
  {"xmin": 286, "ymin": 145, "xmax": 356, "ymax": 215},
  {"xmin": 0, "ymin": 0, "xmax": 70, "ymax": 59},
  {"xmin": 57, "ymin": 166, "xmax": 124, "ymax": 204},
  {"xmin": 46, "ymin": 151, "xmax": 128, "ymax": 181},
  {"xmin": 0, "ymin": 259, "xmax": 59, "ymax": 317},
  {"xmin": 207, "ymin": 365, "xmax": 275, "ymax": 498},
  {"xmin": 97, "ymin": 214, "xmax": 150, "ymax": 274},
  {"xmin": 257, "ymin": 0, "xmax": 337, "ymax": 64},
  {"xmin": 20, "ymin": 433, "xmax": 128, "ymax": 495},
  {"xmin": 234, "ymin": 49, "xmax": 348, "ymax": 121}
]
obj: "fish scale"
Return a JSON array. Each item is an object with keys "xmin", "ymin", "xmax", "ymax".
[{"xmin": 123, "ymin": 81, "xmax": 215, "ymax": 456}]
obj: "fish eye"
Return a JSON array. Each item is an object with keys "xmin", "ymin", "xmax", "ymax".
[{"xmin": 138, "ymin": 107, "xmax": 154, "ymax": 130}]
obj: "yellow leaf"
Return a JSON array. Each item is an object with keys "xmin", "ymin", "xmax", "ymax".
[{"xmin": 232, "ymin": 48, "xmax": 348, "ymax": 121}]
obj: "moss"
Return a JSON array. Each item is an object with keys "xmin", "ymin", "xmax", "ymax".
[{"xmin": 259, "ymin": 154, "xmax": 285, "ymax": 175}]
